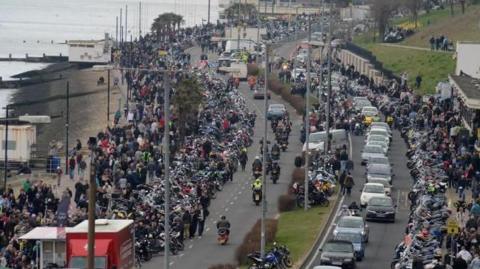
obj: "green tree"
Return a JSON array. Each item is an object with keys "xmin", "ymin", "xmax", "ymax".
[
  {"xmin": 224, "ymin": 3, "xmax": 258, "ymax": 24},
  {"xmin": 172, "ymin": 78, "xmax": 204, "ymax": 140},
  {"xmin": 151, "ymin": 13, "xmax": 184, "ymax": 41}
]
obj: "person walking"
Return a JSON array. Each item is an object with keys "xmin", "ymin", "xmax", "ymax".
[
  {"xmin": 339, "ymin": 171, "xmax": 346, "ymax": 195},
  {"xmin": 68, "ymin": 156, "xmax": 76, "ymax": 180},
  {"xmin": 429, "ymin": 36, "xmax": 436, "ymax": 50},
  {"xmin": 344, "ymin": 172, "xmax": 355, "ymax": 196},
  {"xmin": 239, "ymin": 148, "xmax": 248, "ymax": 171},
  {"xmin": 56, "ymin": 166, "xmax": 63, "ymax": 186},
  {"xmin": 197, "ymin": 204, "xmax": 209, "ymax": 237},
  {"xmin": 182, "ymin": 209, "xmax": 191, "ymax": 240},
  {"xmin": 189, "ymin": 208, "xmax": 199, "ymax": 239}
]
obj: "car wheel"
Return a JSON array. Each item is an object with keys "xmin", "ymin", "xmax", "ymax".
[{"xmin": 356, "ymin": 256, "xmax": 363, "ymax": 261}]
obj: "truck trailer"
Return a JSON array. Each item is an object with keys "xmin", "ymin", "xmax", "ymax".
[{"xmin": 66, "ymin": 219, "xmax": 134, "ymax": 269}]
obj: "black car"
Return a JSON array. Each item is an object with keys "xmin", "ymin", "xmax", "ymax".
[
  {"xmin": 319, "ymin": 240, "xmax": 356, "ymax": 269},
  {"xmin": 365, "ymin": 196, "xmax": 396, "ymax": 222}
]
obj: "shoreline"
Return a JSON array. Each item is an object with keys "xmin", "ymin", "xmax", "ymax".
[{"xmin": 10, "ymin": 67, "xmax": 124, "ymax": 157}]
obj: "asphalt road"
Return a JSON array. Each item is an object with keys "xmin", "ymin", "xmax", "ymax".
[
  {"xmin": 144, "ymin": 46, "xmax": 304, "ymax": 269},
  {"xmin": 308, "ymin": 128, "xmax": 412, "ymax": 269}
]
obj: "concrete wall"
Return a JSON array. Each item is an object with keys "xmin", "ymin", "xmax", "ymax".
[
  {"xmin": 340, "ymin": 5, "xmax": 370, "ymax": 21},
  {"xmin": 338, "ymin": 49, "xmax": 385, "ymax": 85}
]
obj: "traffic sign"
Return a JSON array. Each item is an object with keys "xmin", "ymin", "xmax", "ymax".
[{"xmin": 447, "ymin": 219, "xmax": 459, "ymax": 235}]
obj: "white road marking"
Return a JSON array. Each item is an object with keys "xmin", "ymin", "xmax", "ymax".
[
  {"xmin": 179, "ymin": 254, "xmax": 184, "ymax": 258},
  {"xmin": 233, "ymin": 196, "xmax": 238, "ymax": 200},
  {"xmin": 206, "ymin": 227, "xmax": 210, "ymax": 232},
  {"xmin": 169, "ymin": 262, "xmax": 174, "ymax": 266},
  {"xmin": 238, "ymin": 191, "xmax": 242, "ymax": 195},
  {"xmin": 396, "ymin": 190, "xmax": 400, "ymax": 213},
  {"xmin": 230, "ymin": 201, "xmax": 234, "ymax": 205},
  {"xmin": 225, "ymin": 208, "xmax": 229, "ymax": 212},
  {"xmin": 305, "ymin": 195, "xmax": 345, "ymax": 269},
  {"xmin": 188, "ymin": 244, "xmax": 193, "ymax": 249}
]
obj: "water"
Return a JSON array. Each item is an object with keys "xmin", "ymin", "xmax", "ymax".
[
  {"xmin": 0, "ymin": 62, "xmax": 51, "ymax": 80},
  {"xmin": 0, "ymin": 0, "xmax": 219, "ymax": 110}
]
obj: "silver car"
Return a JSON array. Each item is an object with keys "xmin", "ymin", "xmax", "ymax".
[
  {"xmin": 361, "ymin": 144, "xmax": 385, "ymax": 165},
  {"xmin": 366, "ymin": 163, "xmax": 393, "ymax": 184},
  {"xmin": 333, "ymin": 216, "xmax": 369, "ymax": 243}
]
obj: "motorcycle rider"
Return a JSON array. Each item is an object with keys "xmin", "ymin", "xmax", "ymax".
[
  {"xmin": 216, "ymin": 215, "xmax": 231, "ymax": 235},
  {"xmin": 338, "ymin": 205, "xmax": 351, "ymax": 217},
  {"xmin": 271, "ymin": 161, "xmax": 281, "ymax": 177},
  {"xmin": 239, "ymin": 148, "xmax": 248, "ymax": 171},
  {"xmin": 271, "ymin": 143, "xmax": 280, "ymax": 159},
  {"xmin": 252, "ymin": 156, "xmax": 262, "ymax": 176}
]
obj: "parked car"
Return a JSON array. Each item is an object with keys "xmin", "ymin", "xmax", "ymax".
[
  {"xmin": 369, "ymin": 122, "xmax": 392, "ymax": 135},
  {"xmin": 365, "ymin": 140, "xmax": 388, "ymax": 154},
  {"xmin": 360, "ymin": 183, "xmax": 387, "ymax": 207},
  {"xmin": 366, "ymin": 196, "xmax": 396, "ymax": 222},
  {"xmin": 367, "ymin": 156, "xmax": 391, "ymax": 167},
  {"xmin": 361, "ymin": 106, "xmax": 378, "ymax": 117},
  {"xmin": 361, "ymin": 144, "xmax": 385, "ymax": 165},
  {"xmin": 333, "ymin": 232, "xmax": 365, "ymax": 261},
  {"xmin": 319, "ymin": 240, "xmax": 356, "ymax": 269},
  {"xmin": 366, "ymin": 163, "xmax": 393, "ymax": 184},
  {"xmin": 367, "ymin": 128, "xmax": 392, "ymax": 140},
  {"xmin": 266, "ymin": 104, "xmax": 287, "ymax": 120},
  {"xmin": 333, "ymin": 216, "xmax": 369, "ymax": 243},
  {"xmin": 253, "ymin": 89, "xmax": 271, "ymax": 99},
  {"xmin": 366, "ymin": 134, "xmax": 390, "ymax": 146},
  {"xmin": 367, "ymin": 178, "xmax": 392, "ymax": 196}
]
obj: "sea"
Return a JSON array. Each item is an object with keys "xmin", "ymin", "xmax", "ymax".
[{"xmin": 0, "ymin": 0, "xmax": 219, "ymax": 115}]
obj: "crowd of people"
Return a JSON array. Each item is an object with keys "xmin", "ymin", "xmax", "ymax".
[{"xmin": 429, "ymin": 35, "xmax": 452, "ymax": 51}]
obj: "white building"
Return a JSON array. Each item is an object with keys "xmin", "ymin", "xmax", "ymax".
[
  {"xmin": 68, "ymin": 34, "xmax": 112, "ymax": 64},
  {"xmin": 340, "ymin": 5, "xmax": 370, "ymax": 21},
  {"xmin": 455, "ymin": 41, "xmax": 480, "ymax": 79},
  {"xmin": 0, "ymin": 124, "xmax": 36, "ymax": 163}
]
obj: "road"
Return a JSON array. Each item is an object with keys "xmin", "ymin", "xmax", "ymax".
[
  {"xmin": 307, "ymin": 128, "xmax": 412, "ymax": 269},
  {"xmin": 144, "ymin": 46, "xmax": 304, "ymax": 269}
]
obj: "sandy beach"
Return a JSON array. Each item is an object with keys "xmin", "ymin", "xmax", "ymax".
[{"xmin": 9, "ymin": 67, "xmax": 125, "ymax": 157}]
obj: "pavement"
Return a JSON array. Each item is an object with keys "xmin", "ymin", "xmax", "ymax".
[
  {"xmin": 379, "ymin": 43, "xmax": 454, "ymax": 53},
  {"xmin": 307, "ymin": 128, "xmax": 413, "ymax": 269}
]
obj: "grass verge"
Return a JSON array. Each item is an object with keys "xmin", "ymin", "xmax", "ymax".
[
  {"xmin": 365, "ymin": 45, "xmax": 455, "ymax": 94},
  {"xmin": 274, "ymin": 206, "xmax": 331, "ymax": 263}
]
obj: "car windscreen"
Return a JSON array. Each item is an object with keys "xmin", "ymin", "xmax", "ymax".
[
  {"xmin": 369, "ymin": 197, "xmax": 392, "ymax": 207},
  {"xmin": 364, "ymin": 185, "xmax": 385, "ymax": 193},
  {"xmin": 364, "ymin": 145, "xmax": 383, "ymax": 154},
  {"xmin": 324, "ymin": 242, "xmax": 353, "ymax": 253},
  {"xmin": 368, "ymin": 157, "xmax": 389, "ymax": 165},
  {"xmin": 335, "ymin": 233, "xmax": 362, "ymax": 243},
  {"xmin": 338, "ymin": 217, "xmax": 363, "ymax": 228},
  {"xmin": 310, "ymin": 133, "xmax": 326, "ymax": 143},
  {"xmin": 368, "ymin": 165, "xmax": 390, "ymax": 175}
]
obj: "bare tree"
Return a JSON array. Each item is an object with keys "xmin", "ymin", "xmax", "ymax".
[
  {"xmin": 460, "ymin": 0, "xmax": 466, "ymax": 14},
  {"xmin": 369, "ymin": 0, "xmax": 398, "ymax": 42},
  {"xmin": 450, "ymin": 0, "xmax": 455, "ymax": 16},
  {"xmin": 404, "ymin": 0, "xmax": 422, "ymax": 28}
]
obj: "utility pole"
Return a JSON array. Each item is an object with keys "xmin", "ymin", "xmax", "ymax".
[
  {"xmin": 3, "ymin": 105, "xmax": 8, "ymax": 193},
  {"xmin": 87, "ymin": 142, "xmax": 97, "ymax": 269},
  {"xmin": 208, "ymin": 0, "xmax": 211, "ymax": 24},
  {"xmin": 120, "ymin": 8, "xmax": 123, "ymax": 44},
  {"xmin": 139, "ymin": 2, "xmax": 142, "ymax": 38},
  {"xmin": 107, "ymin": 70, "xmax": 111, "ymax": 123},
  {"xmin": 65, "ymin": 82, "xmax": 70, "ymax": 173},
  {"xmin": 317, "ymin": 0, "xmax": 325, "ymax": 101},
  {"xmin": 116, "ymin": 16, "xmax": 119, "ymax": 46},
  {"xmin": 260, "ymin": 43, "xmax": 269, "ymax": 260},
  {"xmin": 325, "ymin": 0, "xmax": 333, "ymax": 151},
  {"xmin": 257, "ymin": 0, "xmax": 261, "ymax": 43},
  {"xmin": 163, "ymin": 71, "xmax": 171, "ymax": 269},
  {"xmin": 237, "ymin": 0, "xmax": 241, "ymax": 50},
  {"xmin": 125, "ymin": 5, "xmax": 128, "ymax": 43},
  {"xmin": 304, "ymin": 17, "xmax": 311, "ymax": 211},
  {"xmin": 271, "ymin": 0, "xmax": 274, "ymax": 15}
]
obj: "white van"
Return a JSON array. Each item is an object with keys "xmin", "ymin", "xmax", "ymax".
[{"xmin": 303, "ymin": 129, "xmax": 348, "ymax": 152}]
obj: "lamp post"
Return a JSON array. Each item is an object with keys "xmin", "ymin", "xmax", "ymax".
[
  {"xmin": 304, "ymin": 16, "xmax": 312, "ymax": 211},
  {"xmin": 260, "ymin": 42, "xmax": 269, "ymax": 260}
]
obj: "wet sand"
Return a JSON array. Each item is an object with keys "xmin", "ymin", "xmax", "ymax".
[{"xmin": 10, "ymin": 68, "xmax": 124, "ymax": 157}]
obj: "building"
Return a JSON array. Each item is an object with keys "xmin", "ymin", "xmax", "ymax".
[
  {"xmin": 340, "ymin": 5, "xmax": 370, "ymax": 21},
  {"xmin": 455, "ymin": 42, "xmax": 480, "ymax": 79},
  {"xmin": 0, "ymin": 124, "xmax": 36, "ymax": 164},
  {"xmin": 449, "ymin": 74, "xmax": 480, "ymax": 150},
  {"xmin": 68, "ymin": 34, "xmax": 112, "ymax": 64}
]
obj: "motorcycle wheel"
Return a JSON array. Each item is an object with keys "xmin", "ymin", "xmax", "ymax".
[
  {"xmin": 283, "ymin": 257, "xmax": 293, "ymax": 267},
  {"xmin": 144, "ymin": 251, "xmax": 152, "ymax": 262},
  {"xmin": 321, "ymin": 199, "xmax": 330, "ymax": 207},
  {"xmin": 177, "ymin": 241, "xmax": 185, "ymax": 251}
]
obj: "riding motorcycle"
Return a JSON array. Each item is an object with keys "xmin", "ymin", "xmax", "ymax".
[
  {"xmin": 271, "ymin": 150, "xmax": 280, "ymax": 161},
  {"xmin": 253, "ymin": 189, "xmax": 262, "ymax": 206},
  {"xmin": 217, "ymin": 228, "xmax": 229, "ymax": 245},
  {"xmin": 253, "ymin": 167, "xmax": 262, "ymax": 179},
  {"xmin": 280, "ymin": 142, "xmax": 288, "ymax": 151}
]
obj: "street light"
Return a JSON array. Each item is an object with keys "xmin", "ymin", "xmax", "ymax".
[
  {"xmin": 92, "ymin": 65, "xmax": 113, "ymax": 124},
  {"xmin": 1, "ymin": 109, "xmax": 51, "ymax": 192}
]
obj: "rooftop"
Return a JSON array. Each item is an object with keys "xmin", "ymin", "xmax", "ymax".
[
  {"xmin": 449, "ymin": 74, "xmax": 480, "ymax": 109},
  {"xmin": 68, "ymin": 219, "xmax": 133, "ymax": 233}
]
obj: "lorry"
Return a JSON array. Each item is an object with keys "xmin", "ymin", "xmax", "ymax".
[{"xmin": 66, "ymin": 219, "xmax": 135, "ymax": 269}]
